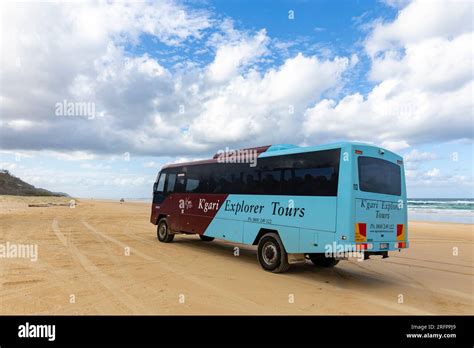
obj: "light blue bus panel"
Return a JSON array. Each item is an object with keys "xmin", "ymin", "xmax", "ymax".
[{"xmin": 203, "ymin": 195, "xmax": 337, "ymax": 253}]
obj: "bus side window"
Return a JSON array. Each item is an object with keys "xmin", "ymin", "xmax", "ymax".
[
  {"xmin": 281, "ymin": 169, "xmax": 293, "ymax": 194},
  {"xmin": 153, "ymin": 173, "xmax": 166, "ymax": 204},
  {"xmin": 166, "ymin": 173, "xmax": 176, "ymax": 193},
  {"xmin": 186, "ymin": 178, "xmax": 200, "ymax": 192},
  {"xmin": 175, "ymin": 173, "xmax": 186, "ymax": 193},
  {"xmin": 261, "ymin": 168, "xmax": 281, "ymax": 194},
  {"xmin": 155, "ymin": 173, "xmax": 166, "ymax": 192},
  {"xmin": 242, "ymin": 170, "xmax": 256, "ymax": 194},
  {"xmin": 293, "ymin": 167, "xmax": 334, "ymax": 196}
]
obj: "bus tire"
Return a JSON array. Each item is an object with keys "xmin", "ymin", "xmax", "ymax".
[
  {"xmin": 307, "ymin": 254, "xmax": 339, "ymax": 267},
  {"xmin": 257, "ymin": 233, "xmax": 291, "ymax": 273},
  {"xmin": 199, "ymin": 235, "xmax": 214, "ymax": 242},
  {"xmin": 157, "ymin": 218, "xmax": 174, "ymax": 243}
]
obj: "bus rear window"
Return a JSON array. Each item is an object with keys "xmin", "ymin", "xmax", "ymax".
[{"xmin": 358, "ymin": 157, "xmax": 401, "ymax": 196}]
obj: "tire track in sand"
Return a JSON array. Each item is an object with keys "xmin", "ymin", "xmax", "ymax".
[
  {"xmin": 81, "ymin": 220, "xmax": 275, "ymax": 313},
  {"xmin": 52, "ymin": 218, "xmax": 151, "ymax": 313},
  {"xmin": 122, "ymin": 223, "xmax": 434, "ymax": 314}
]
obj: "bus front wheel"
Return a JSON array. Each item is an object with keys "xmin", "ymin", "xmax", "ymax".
[
  {"xmin": 157, "ymin": 219, "xmax": 174, "ymax": 243},
  {"xmin": 257, "ymin": 233, "xmax": 290, "ymax": 273},
  {"xmin": 307, "ymin": 254, "xmax": 339, "ymax": 267},
  {"xmin": 199, "ymin": 235, "xmax": 214, "ymax": 241}
]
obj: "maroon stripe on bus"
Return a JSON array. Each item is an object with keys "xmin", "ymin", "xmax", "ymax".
[{"xmin": 151, "ymin": 193, "xmax": 228, "ymax": 235}]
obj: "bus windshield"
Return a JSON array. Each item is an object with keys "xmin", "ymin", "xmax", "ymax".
[{"xmin": 358, "ymin": 156, "xmax": 401, "ymax": 196}]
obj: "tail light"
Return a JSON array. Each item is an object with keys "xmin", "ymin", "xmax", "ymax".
[
  {"xmin": 355, "ymin": 223, "xmax": 367, "ymax": 242},
  {"xmin": 396, "ymin": 224, "xmax": 405, "ymax": 241}
]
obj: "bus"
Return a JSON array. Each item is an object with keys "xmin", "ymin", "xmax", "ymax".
[{"xmin": 150, "ymin": 142, "xmax": 408, "ymax": 273}]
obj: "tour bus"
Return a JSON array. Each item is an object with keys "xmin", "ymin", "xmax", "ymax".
[{"xmin": 150, "ymin": 142, "xmax": 408, "ymax": 273}]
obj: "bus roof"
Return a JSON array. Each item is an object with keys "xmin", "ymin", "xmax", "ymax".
[{"xmin": 161, "ymin": 141, "xmax": 402, "ymax": 169}]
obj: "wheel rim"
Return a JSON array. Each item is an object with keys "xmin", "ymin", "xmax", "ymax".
[
  {"xmin": 262, "ymin": 242, "xmax": 278, "ymax": 265},
  {"xmin": 158, "ymin": 224, "xmax": 167, "ymax": 239}
]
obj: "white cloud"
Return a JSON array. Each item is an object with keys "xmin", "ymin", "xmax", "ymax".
[
  {"xmin": 381, "ymin": 0, "xmax": 411, "ymax": 9},
  {"xmin": 303, "ymin": 0, "xmax": 473, "ymax": 149},
  {"xmin": 404, "ymin": 149, "xmax": 437, "ymax": 163},
  {"xmin": 0, "ymin": 162, "xmax": 17, "ymax": 171},
  {"xmin": 50, "ymin": 151, "xmax": 97, "ymax": 161},
  {"xmin": 366, "ymin": 0, "xmax": 472, "ymax": 57},
  {"xmin": 143, "ymin": 161, "xmax": 162, "ymax": 168},
  {"xmin": 0, "ymin": 2, "xmax": 350, "ymax": 157},
  {"xmin": 6, "ymin": 119, "xmax": 37, "ymax": 130},
  {"xmin": 80, "ymin": 163, "xmax": 111, "ymax": 170},
  {"xmin": 426, "ymin": 168, "xmax": 441, "ymax": 178},
  {"xmin": 406, "ymin": 166, "xmax": 473, "ymax": 191},
  {"xmin": 381, "ymin": 140, "xmax": 410, "ymax": 151},
  {"xmin": 190, "ymin": 53, "xmax": 349, "ymax": 144},
  {"xmin": 369, "ymin": 33, "xmax": 472, "ymax": 92},
  {"xmin": 207, "ymin": 29, "xmax": 269, "ymax": 82}
]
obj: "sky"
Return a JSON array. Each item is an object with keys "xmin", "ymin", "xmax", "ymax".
[{"xmin": 0, "ymin": 0, "xmax": 472, "ymax": 199}]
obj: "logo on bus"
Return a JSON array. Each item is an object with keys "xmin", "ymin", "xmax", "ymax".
[{"xmin": 178, "ymin": 198, "xmax": 193, "ymax": 210}]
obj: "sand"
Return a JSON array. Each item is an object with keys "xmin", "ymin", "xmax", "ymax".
[{"xmin": 0, "ymin": 195, "xmax": 472, "ymax": 315}]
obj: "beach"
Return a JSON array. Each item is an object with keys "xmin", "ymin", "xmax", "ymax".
[{"xmin": 0, "ymin": 195, "xmax": 472, "ymax": 315}]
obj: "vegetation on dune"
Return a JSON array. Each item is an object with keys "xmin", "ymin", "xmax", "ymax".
[{"xmin": 0, "ymin": 170, "xmax": 69, "ymax": 197}]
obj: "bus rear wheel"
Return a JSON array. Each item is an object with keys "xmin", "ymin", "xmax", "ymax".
[
  {"xmin": 307, "ymin": 254, "xmax": 339, "ymax": 267},
  {"xmin": 157, "ymin": 219, "xmax": 174, "ymax": 243},
  {"xmin": 257, "ymin": 233, "xmax": 290, "ymax": 273},
  {"xmin": 199, "ymin": 235, "xmax": 214, "ymax": 241}
]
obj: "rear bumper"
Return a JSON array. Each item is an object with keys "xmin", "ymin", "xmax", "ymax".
[
  {"xmin": 355, "ymin": 241, "xmax": 410, "ymax": 252},
  {"xmin": 321, "ymin": 240, "xmax": 409, "ymax": 253}
]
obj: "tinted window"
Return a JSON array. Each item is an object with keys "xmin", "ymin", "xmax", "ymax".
[
  {"xmin": 186, "ymin": 178, "xmax": 200, "ymax": 192},
  {"xmin": 242, "ymin": 167, "xmax": 261, "ymax": 194},
  {"xmin": 159, "ymin": 149, "xmax": 340, "ymax": 196},
  {"xmin": 270, "ymin": 149, "xmax": 340, "ymax": 196},
  {"xmin": 358, "ymin": 157, "xmax": 401, "ymax": 196},
  {"xmin": 155, "ymin": 173, "xmax": 166, "ymax": 192},
  {"xmin": 260, "ymin": 169, "xmax": 281, "ymax": 194},
  {"xmin": 175, "ymin": 173, "xmax": 186, "ymax": 192},
  {"xmin": 166, "ymin": 173, "xmax": 176, "ymax": 193}
]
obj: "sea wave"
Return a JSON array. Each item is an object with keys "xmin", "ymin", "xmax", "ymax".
[
  {"xmin": 408, "ymin": 208, "xmax": 473, "ymax": 215},
  {"xmin": 408, "ymin": 200, "xmax": 473, "ymax": 205},
  {"xmin": 407, "ymin": 199, "xmax": 473, "ymax": 211}
]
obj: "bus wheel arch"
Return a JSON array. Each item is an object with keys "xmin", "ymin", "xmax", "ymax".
[
  {"xmin": 257, "ymin": 232, "xmax": 291, "ymax": 273},
  {"xmin": 253, "ymin": 228, "xmax": 279, "ymax": 246},
  {"xmin": 155, "ymin": 214, "xmax": 166, "ymax": 225},
  {"xmin": 157, "ymin": 218, "xmax": 174, "ymax": 243}
]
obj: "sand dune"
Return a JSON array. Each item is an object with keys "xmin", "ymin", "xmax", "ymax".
[{"xmin": 0, "ymin": 196, "xmax": 472, "ymax": 314}]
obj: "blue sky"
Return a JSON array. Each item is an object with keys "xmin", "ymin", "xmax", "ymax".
[{"xmin": 0, "ymin": 0, "xmax": 472, "ymax": 199}]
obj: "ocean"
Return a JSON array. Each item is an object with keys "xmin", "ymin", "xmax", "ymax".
[
  {"xmin": 129, "ymin": 198, "xmax": 474, "ymax": 224},
  {"xmin": 408, "ymin": 198, "xmax": 473, "ymax": 224}
]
